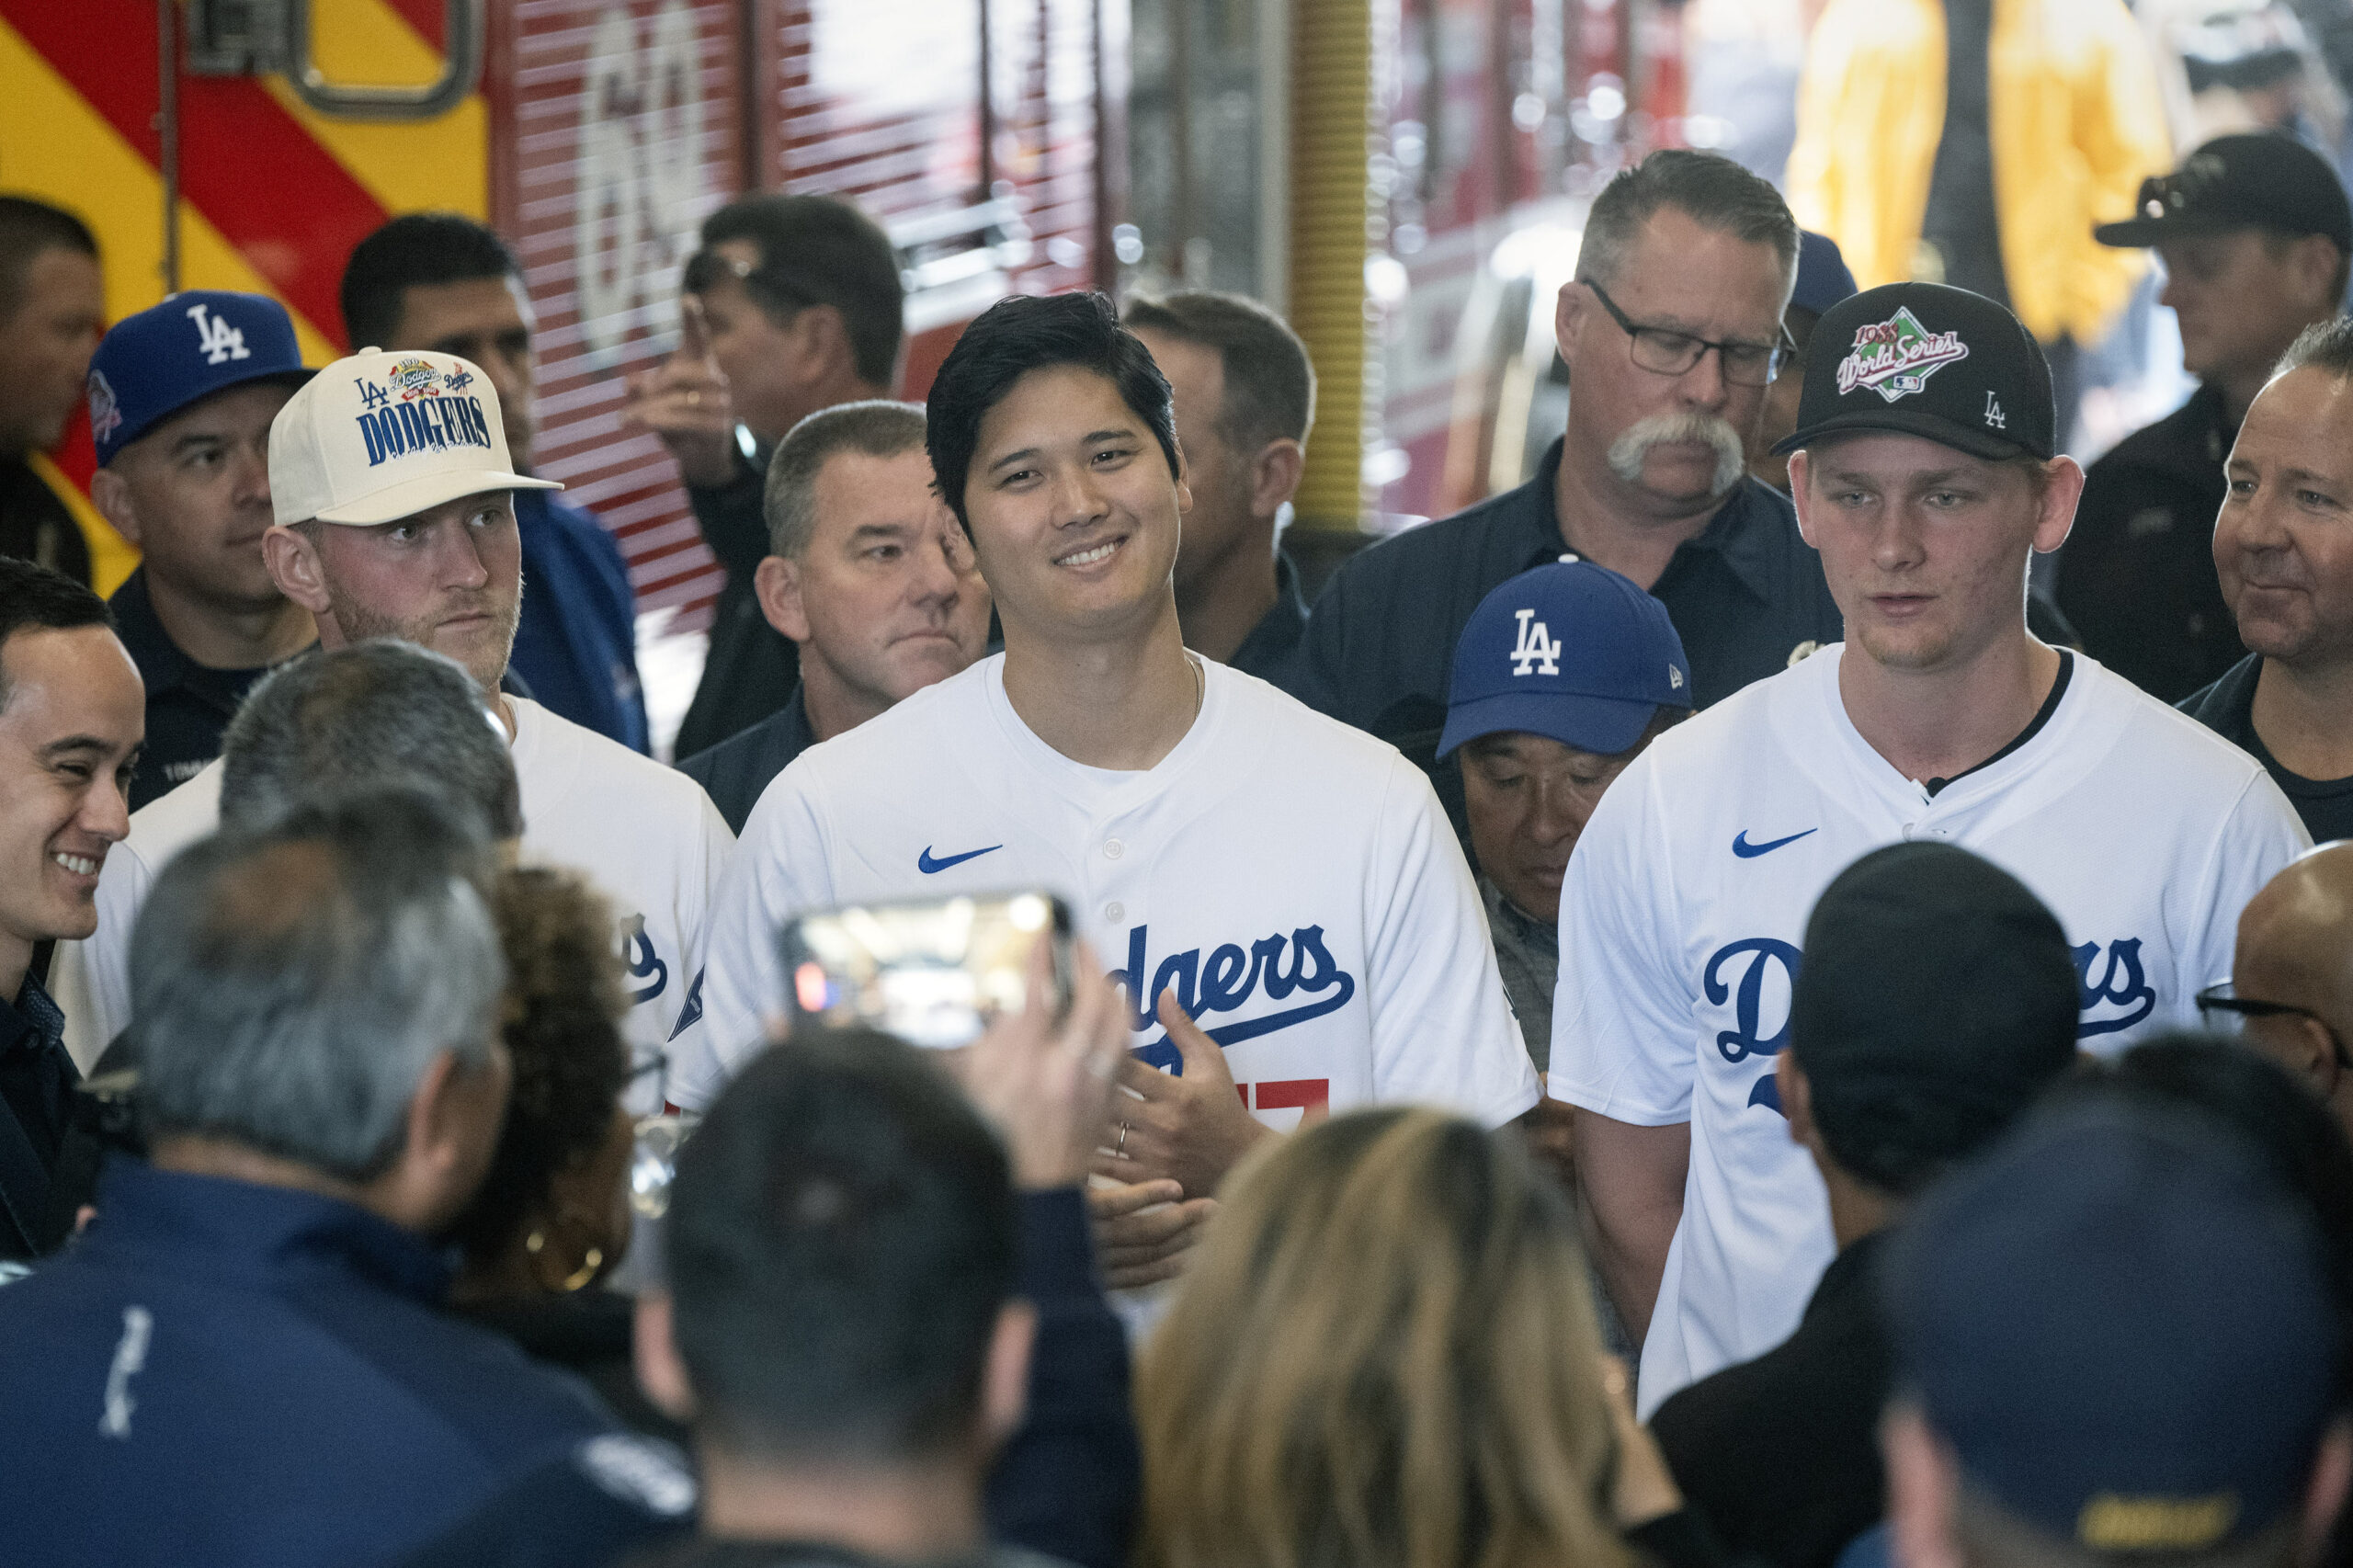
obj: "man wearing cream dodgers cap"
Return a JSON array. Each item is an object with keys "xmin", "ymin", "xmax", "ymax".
[{"xmin": 79, "ymin": 347, "xmax": 733, "ymax": 1078}]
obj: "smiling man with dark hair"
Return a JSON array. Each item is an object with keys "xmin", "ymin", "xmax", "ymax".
[
  {"xmin": 687, "ymin": 290, "xmax": 1536, "ymax": 1306},
  {"xmin": 0, "ymin": 555, "xmax": 139, "ymax": 1259}
]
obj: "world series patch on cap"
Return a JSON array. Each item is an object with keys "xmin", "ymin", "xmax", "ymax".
[
  {"xmin": 269, "ymin": 347, "xmax": 559, "ymax": 528},
  {"xmin": 1772, "ymin": 281, "xmax": 2055, "ymax": 463},
  {"xmin": 86, "ymin": 290, "xmax": 311, "ymax": 468}
]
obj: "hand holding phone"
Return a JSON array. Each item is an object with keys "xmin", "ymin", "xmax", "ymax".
[{"xmin": 953, "ymin": 937, "xmax": 1129, "ymax": 1190}]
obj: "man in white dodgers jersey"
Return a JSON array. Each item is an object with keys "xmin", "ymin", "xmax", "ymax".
[
  {"xmin": 1552, "ymin": 280, "xmax": 2310, "ymax": 1417},
  {"xmin": 687, "ymin": 290, "xmax": 1538, "ymax": 1278},
  {"xmin": 77, "ymin": 347, "xmax": 732, "ymax": 1074}
]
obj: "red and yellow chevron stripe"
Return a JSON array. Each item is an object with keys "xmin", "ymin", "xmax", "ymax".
[{"xmin": 0, "ymin": 0, "xmax": 484, "ymax": 586}]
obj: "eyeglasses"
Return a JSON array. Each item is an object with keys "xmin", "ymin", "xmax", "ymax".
[
  {"xmin": 1581, "ymin": 279, "xmax": 1793, "ymax": 387},
  {"xmin": 2193, "ymin": 982, "xmax": 2351, "ymax": 1067}
]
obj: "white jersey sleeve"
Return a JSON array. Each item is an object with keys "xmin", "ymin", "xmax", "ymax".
[
  {"xmin": 657, "ymin": 786, "xmax": 737, "ymax": 1088},
  {"xmin": 1547, "ymin": 751, "xmax": 1695, "ymax": 1125},
  {"xmin": 1361, "ymin": 758, "xmax": 1541, "ymax": 1126},
  {"xmin": 2181, "ymin": 767, "xmax": 2312, "ymax": 1000},
  {"xmin": 672, "ymin": 763, "xmax": 838, "ymax": 1111}
]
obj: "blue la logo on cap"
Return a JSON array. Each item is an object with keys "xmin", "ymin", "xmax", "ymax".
[
  {"xmin": 85, "ymin": 368, "xmax": 121, "ymax": 447},
  {"xmin": 87, "ymin": 290, "xmax": 308, "ymax": 468}
]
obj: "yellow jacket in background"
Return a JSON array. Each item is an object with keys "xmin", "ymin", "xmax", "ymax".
[{"xmin": 1784, "ymin": 0, "xmax": 2175, "ymax": 347}]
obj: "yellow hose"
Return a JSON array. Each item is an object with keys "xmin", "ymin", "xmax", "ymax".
[{"xmin": 1289, "ymin": 0, "xmax": 1378, "ymax": 531}]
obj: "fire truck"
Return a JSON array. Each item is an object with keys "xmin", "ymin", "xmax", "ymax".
[{"xmin": 1, "ymin": 0, "xmax": 1692, "ymax": 642}]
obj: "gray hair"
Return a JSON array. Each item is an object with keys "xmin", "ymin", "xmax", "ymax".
[
  {"xmin": 1574, "ymin": 149, "xmax": 1800, "ymax": 295},
  {"xmin": 220, "ymin": 640, "xmax": 522, "ymax": 843},
  {"xmin": 2275, "ymin": 313, "xmax": 2353, "ymax": 382},
  {"xmin": 763, "ymin": 400, "xmax": 929, "ymax": 559},
  {"xmin": 131, "ymin": 790, "xmax": 506, "ymax": 1181}
]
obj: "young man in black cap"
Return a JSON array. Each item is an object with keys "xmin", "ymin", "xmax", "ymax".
[
  {"xmin": 1648, "ymin": 842, "xmax": 2082, "ymax": 1568},
  {"xmin": 2058, "ymin": 133, "xmax": 2351, "ymax": 701},
  {"xmin": 1552, "ymin": 280, "xmax": 2308, "ymax": 1418},
  {"xmin": 2180, "ymin": 314, "xmax": 2353, "ymax": 843},
  {"xmin": 1880, "ymin": 1097, "xmax": 2353, "ymax": 1568}
]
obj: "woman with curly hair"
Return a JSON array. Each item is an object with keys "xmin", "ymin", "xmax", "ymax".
[
  {"xmin": 1136, "ymin": 1107, "xmax": 1704, "ymax": 1568},
  {"xmin": 449, "ymin": 866, "xmax": 661, "ymax": 1430}
]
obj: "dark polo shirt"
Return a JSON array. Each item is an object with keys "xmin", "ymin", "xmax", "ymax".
[
  {"xmin": 2179, "ymin": 653, "xmax": 2353, "ymax": 845},
  {"xmin": 108, "ymin": 567, "xmax": 307, "ymax": 811},
  {"xmin": 677, "ymin": 682, "xmax": 816, "ymax": 837},
  {"xmin": 1224, "ymin": 551, "xmax": 1310, "ymax": 684},
  {"xmin": 1279, "ymin": 439, "xmax": 1843, "ymax": 834}
]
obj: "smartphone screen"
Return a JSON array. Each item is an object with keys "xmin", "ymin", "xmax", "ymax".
[{"xmin": 780, "ymin": 891, "xmax": 1074, "ymax": 1049}]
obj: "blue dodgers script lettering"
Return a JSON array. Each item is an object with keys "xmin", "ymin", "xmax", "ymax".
[
  {"xmin": 2072, "ymin": 938, "xmax": 2155, "ymax": 1037},
  {"xmin": 1702, "ymin": 938, "xmax": 1802, "ymax": 1112},
  {"xmin": 1706, "ymin": 934, "xmax": 2156, "ymax": 1116},
  {"xmin": 1111, "ymin": 923, "xmax": 1357, "ymax": 1073},
  {"xmin": 355, "ymin": 393, "xmax": 494, "ymax": 466},
  {"xmin": 620, "ymin": 915, "xmax": 668, "ymax": 1007}
]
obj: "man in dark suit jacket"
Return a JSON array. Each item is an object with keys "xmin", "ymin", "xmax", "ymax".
[{"xmin": 0, "ymin": 557, "xmax": 142, "ymax": 1259}]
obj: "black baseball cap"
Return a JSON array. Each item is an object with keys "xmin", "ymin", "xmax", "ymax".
[
  {"xmin": 1773, "ymin": 282, "xmax": 2053, "ymax": 462},
  {"xmin": 2093, "ymin": 132, "xmax": 2353, "ymax": 252},
  {"xmin": 1882, "ymin": 1099, "xmax": 2344, "ymax": 1552},
  {"xmin": 1789, "ymin": 843, "xmax": 2079, "ymax": 1194}
]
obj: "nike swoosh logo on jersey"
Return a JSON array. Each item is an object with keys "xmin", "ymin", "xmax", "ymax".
[
  {"xmin": 918, "ymin": 843, "xmax": 1004, "ymax": 874},
  {"xmin": 1732, "ymin": 828, "xmax": 1818, "ymax": 858}
]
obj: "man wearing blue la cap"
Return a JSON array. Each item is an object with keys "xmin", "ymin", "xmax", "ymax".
[
  {"xmin": 1439, "ymin": 558, "xmax": 1691, "ymax": 1074},
  {"xmin": 85, "ymin": 291, "xmax": 317, "ymax": 808}
]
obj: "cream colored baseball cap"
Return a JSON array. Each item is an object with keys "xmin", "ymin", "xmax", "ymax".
[{"xmin": 269, "ymin": 347, "xmax": 559, "ymax": 527}]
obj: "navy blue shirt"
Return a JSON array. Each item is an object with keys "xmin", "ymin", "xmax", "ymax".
[
  {"xmin": 0, "ymin": 1162, "xmax": 676, "ymax": 1567},
  {"xmin": 1280, "ymin": 441, "xmax": 1843, "ymax": 832},
  {"xmin": 108, "ymin": 568, "xmax": 301, "ymax": 812},
  {"xmin": 510, "ymin": 488, "xmax": 651, "ymax": 754},
  {"xmin": 1225, "ymin": 550, "xmax": 1310, "ymax": 684},
  {"xmin": 678, "ymin": 682, "xmax": 816, "ymax": 837}
]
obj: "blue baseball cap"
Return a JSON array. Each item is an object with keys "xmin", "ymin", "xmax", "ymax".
[
  {"xmin": 1791, "ymin": 231, "xmax": 1859, "ymax": 319},
  {"xmin": 87, "ymin": 290, "xmax": 310, "ymax": 467},
  {"xmin": 1882, "ymin": 1099, "xmax": 2343, "ymax": 1552},
  {"xmin": 1438, "ymin": 561, "xmax": 1691, "ymax": 760}
]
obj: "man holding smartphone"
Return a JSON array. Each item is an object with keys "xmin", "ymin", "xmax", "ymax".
[{"xmin": 687, "ymin": 292, "xmax": 1538, "ymax": 1290}]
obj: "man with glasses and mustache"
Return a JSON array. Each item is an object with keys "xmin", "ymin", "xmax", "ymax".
[
  {"xmin": 2208, "ymin": 842, "xmax": 2353, "ymax": 1147},
  {"xmin": 1284, "ymin": 150, "xmax": 1843, "ymax": 841}
]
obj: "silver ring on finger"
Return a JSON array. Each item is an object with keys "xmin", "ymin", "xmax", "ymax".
[{"xmin": 1116, "ymin": 1121, "xmax": 1131, "ymax": 1157}]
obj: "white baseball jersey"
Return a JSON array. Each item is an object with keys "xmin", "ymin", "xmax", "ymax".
[
  {"xmin": 678, "ymin": 653, "xmax": 1540, "ymax": 1133},
  {"xmin": 76, "ymin": 697, "xmax": 733, "ymax": 1071},
  {"xmin": 1550, "ymin": 645, "xmax": 2310, "ymax": 1416}
]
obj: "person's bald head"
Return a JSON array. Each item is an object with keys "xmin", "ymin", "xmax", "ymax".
[{"xmin": 2233, "ymin": 843, "xmax": 2353, "ymax": 1115}]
